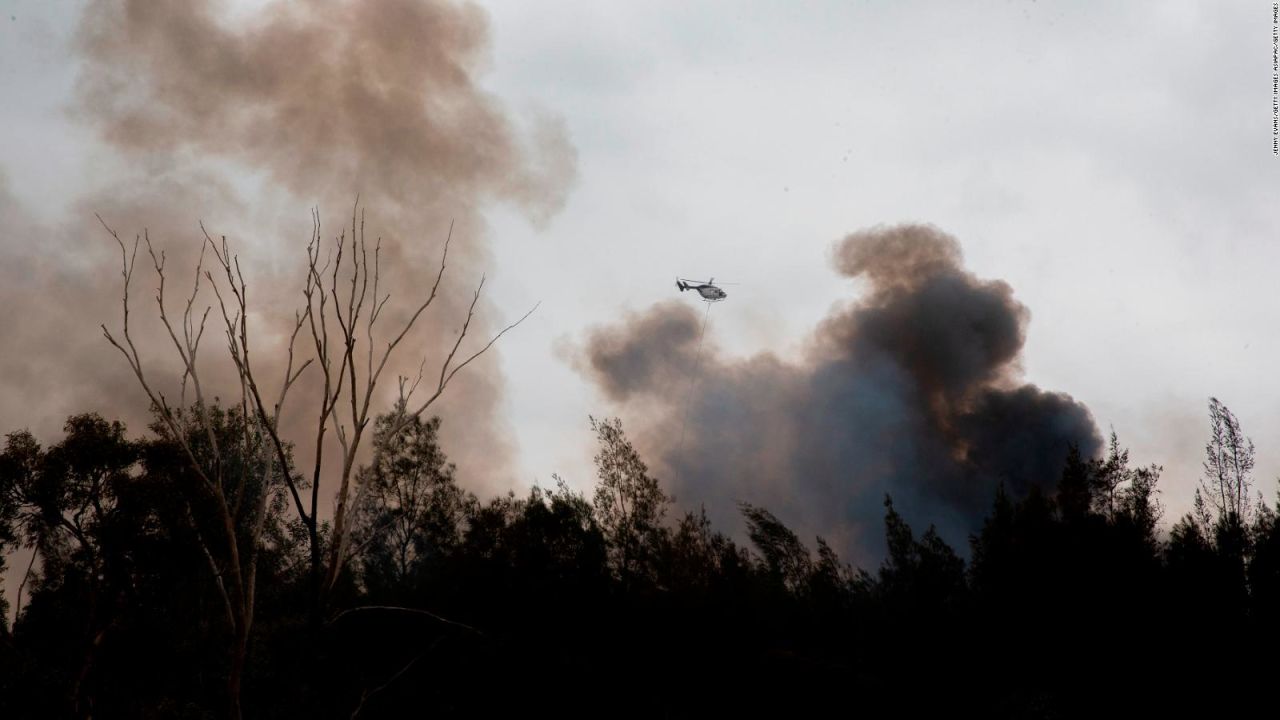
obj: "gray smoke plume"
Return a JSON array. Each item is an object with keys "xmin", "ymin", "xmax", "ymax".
[
  {"xmin": 574, "ymin": 224, "xmax": 1100, "ymax": 563},
  {"xmin": 0, "ymin": 0, "xmax": 575, "ymax": 497}
]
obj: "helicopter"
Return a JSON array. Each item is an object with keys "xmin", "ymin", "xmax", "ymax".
[{"xmin": 676, "ymin": 277, "xmax": 729, "ymax": 302}]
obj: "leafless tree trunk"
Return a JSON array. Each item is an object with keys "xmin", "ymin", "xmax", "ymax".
[
  {"xmin": 294, "ymin": 206, "xmax": 535, "ymax": 603},
  {"xmin": 100, "ymin": 203, "xmax": 534, "ymax": 716},
  {"xmin": 13, "ymin": 548, "xmax": 36, "ymax": 619},
  {"xmin": 101, "ymin": 218, "xmax": 299, "ymax": 720}
]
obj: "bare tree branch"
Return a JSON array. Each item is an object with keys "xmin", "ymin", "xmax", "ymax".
[
  {"xmin": 326, "ymin": 604, "xmax": 483, "ymax": 637},
  {"xmin": 100, "ymin": 205, "xmax": 538, "ymax": 700}
]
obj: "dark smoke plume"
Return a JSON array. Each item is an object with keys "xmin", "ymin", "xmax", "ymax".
[
  {"xmin": 0, "ymin": 0, "xmax": 575, "ymax": 497},
  {"xmin": 574, "ymin": 224, "xmax": 1099, "ymax": 562}
]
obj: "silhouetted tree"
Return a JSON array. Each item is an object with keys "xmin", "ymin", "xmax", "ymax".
[
  {"xmin": 98, "ymin": 206, "xmax": 535, "ymax": 717},
  {"xmin": 1198, "ymin": 397, "xmax": 1258, "ymax": 526},
  {"xmin": 877, "ymin": 496, "xmax": 965, "ymax": 610},
  {"xmin": 0, "ymin": 415, "xmax": 140, "ymax": 716},
  {"xmin": 144, "ymin": 405, "xmax": 298, "ymax": 718},
  {"xmin": 740, "ymin": 503, "xmax": 813, "ymax": 593},
  {"xmin": 351, "ymin": 405, "xmax": 475, "ymax": 595},
  {"xmin": 1249, "ymin": 500, "xmax": 1280, "ymax": 616},
  {"xmin": 1056, "ymin": 443, "xmax": 1094, "ymax": 522},
  {"xmin": 0, "ymin": 428, "xmax": 40, "ymax": 623},
  {"xmin": 1116, "ymin": 462, "xmax": 1163, "ymax": 549},
  {"xmin": 1085, "ymin": 429, "xmax": 1165, "ymax": 551},
  {"xmin": 589, "ymin": 416, "xmax": 669, "ymax": 586},
  {"xmin": 5, "ymin": 395, "xmax": 1279, "ymax": 717},
  {"xmin": 662, "ymin": 507, "xmax": 722, "ymax": 594},
  {"xmin": 807, "ymin": 536, "xmax": 867, "ymax": 616}
]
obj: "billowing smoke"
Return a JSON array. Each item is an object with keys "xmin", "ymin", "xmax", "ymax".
[
  {"xmin": 574, "ymin": 224, "xmax": 1099, "ymax": 562},
  {"xmin": 75, "ymin": 0, "xmax": 574, "ymax": 224},
  {"xmin": 0, "ymin": 0, "xmax": 575, "ymax": 496}
]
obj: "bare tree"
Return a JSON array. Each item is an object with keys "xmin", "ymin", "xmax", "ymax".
[
  {"xmin": 99, "ymin": 219, "xmax": 281, "ymax": 720},
  {"xmin": 285, "ymin": 206, "xmax": 535, "ymax": 603},
  {"xmin": 100, "ymin": 203, "xmax": 534, "ymax": 718}
]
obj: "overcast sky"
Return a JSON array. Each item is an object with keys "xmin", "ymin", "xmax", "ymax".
[
  {"xmin": 481, "ymin": 0, "xmax": 1280, "ymax": 522},
  {"xmin": 3, "ymin": 0, "xmax": 1279, "ymax": 527}
]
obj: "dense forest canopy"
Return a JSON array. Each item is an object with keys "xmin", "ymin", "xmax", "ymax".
[
  {"xmin": 2, "ymin": 396, "xmax": 1278, "ymax": 717},
  {"xmin": 1, "ymin": 177, "xmax": 1270, "ymax": 720}
]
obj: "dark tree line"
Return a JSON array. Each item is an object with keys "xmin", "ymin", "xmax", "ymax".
[{"xmin": 2, "ymin": 398, "xmax": 1279, "ymax": 718}]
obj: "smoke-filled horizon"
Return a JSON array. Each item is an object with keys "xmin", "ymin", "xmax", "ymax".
[
  {"xmin": 2, "ymin": 0, "xmax": 1279, "ymax": 570},
  {"xmin": 574, "ymin": 224, "xmax": 1101, "ymax": 561},
  {"xmin": 0, "ymin": 0, "xmax": 576, "ymax": 503}
]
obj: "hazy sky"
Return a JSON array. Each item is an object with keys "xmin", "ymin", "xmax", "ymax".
[
  {"xmin": 480, "ymin": 0, "xmax": 1280, "ymax": 524},
  {"xmin": 3, "ymin": 0, "xmax": 1279, "ymax": 532}
]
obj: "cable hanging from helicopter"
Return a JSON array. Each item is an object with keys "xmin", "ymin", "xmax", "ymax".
[{"xmin": 673, "ymin": 276, "xmax": 738, "ymax": 482}]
